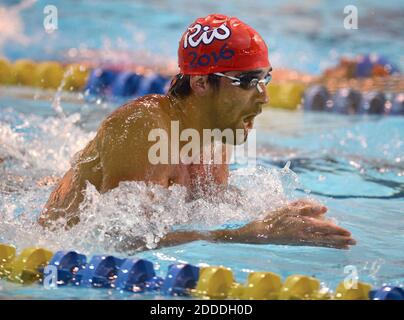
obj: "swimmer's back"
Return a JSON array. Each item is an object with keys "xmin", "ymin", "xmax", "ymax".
[{"xmin": 39, "ymin": 94, "xmax": 172, "ymax": 227}]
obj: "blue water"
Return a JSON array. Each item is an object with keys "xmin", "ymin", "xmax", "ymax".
[
  {"xmin": 1, "ymin": 0, "xmax": 404, "ymax": 299},
  {"xmin": 1, "ymin": 0, "xmax": 403, "ymax": 73}
]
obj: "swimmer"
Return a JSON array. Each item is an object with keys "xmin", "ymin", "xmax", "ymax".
[{"xmin": 38, "ymin": 14, "xmax": 356, "ymax": 251}]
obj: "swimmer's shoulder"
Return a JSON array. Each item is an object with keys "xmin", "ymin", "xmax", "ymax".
[
  {"xmin": 94, "ymin": 94, "xmax": 172, "ymax": 155},
  {"xmin": 100, "ymin": 94, "xmax": 172, "ymax": 132}
]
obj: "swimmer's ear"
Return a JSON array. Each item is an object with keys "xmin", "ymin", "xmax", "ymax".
[{"xmin": 189, "ymin": 75, "xmax": 210, "ymax": 96}]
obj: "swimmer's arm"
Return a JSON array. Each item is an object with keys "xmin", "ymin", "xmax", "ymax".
[
  {"xmin": 156, "ymin": 229, "xmax": 240, "ymax": 248},
  {"xmin": 116, "ymin": 229, "xmax": 239, "ymax": 252},
  {"xmin": 152, "ymin": 225, "xmax": 286, "ymax": 248},
  {"xmin": 155, "ymin": 200, "xmax": 356, "ymax": 250},
  {"xmin": 118, "ymin": 201, "xmax": 356, "ymax": 252}
]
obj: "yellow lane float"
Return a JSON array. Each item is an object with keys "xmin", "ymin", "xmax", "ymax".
[
  {"xmin": 278, "ymin": 275, "xmax": 321, "ymax": 300},
  {"xmin": 7, "ymin": 247, "xmax": 53, "ymax": 284},
  {"xmin": 192, "ymin": 266, "xmax": 237, "ymax": 299},
  {"xmin": 227, "ymin": 282, "xmax": 246, "ymax": 299},
  {"xmin": 12, "ymin": 59, "xmax": 38, "ymax": 86},
  {"xmin": 192, "ymin": 268, "xmax": 284, "ymax": 300},
  {"xmin": 241, "ymin": 271, "xmax": 283, "ymax": 300},
  {"xmin": 334, "ymin": 281, "xmax": 372, "ymax": 300},
  {"xmin": 0, "ymin": 60, "xmax": 89, "ymax": 91},
  {"xmin": 267, "ymin": 82, "xmax": 306, "ymax": 110},
  {"xmin": 36, "ymin": 61, "xmax": 64, "ymax": 89},
  {"xmin": 0, "ymin": 58, "xmax": 15, "ymax": 84},
  {"xmin": 0, "ymin": 244, "xmax": 16, "ymax": 278},
  {"xmin": 63, "ymin": 63, "xmax": 90, "ymax": 91}
]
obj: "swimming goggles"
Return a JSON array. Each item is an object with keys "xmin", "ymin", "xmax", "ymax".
[{"xmin": 213, "ymin": 72, "xmax": 272, "ymax": 93}]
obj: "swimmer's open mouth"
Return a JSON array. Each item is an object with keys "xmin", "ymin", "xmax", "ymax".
[{"xmin": 243, "ymin": 114, "xmax": 256, "ymax": 133}]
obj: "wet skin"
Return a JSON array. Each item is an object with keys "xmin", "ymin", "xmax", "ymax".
[{"xmin": 38, "ymin": 67, "xmax": 356, "ymax": 250}]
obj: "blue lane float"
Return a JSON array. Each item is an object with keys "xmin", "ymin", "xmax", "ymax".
[
  {"xmin": 369, "ymin": 286, "xmax": 404, "ymax": 300},
  {"xmin": 114, "ymin": 258, "xmax": 163, "ymax": 292},
  {"xmin": 333, "ymin": 88, "xmax": 362, "ymax": 115},
  {"xmin": 303, "ymin": 85, "xmax": 331, "ymax": 112},
  {"xmin": 149, "ymin": 74, "xmax": 170, "ymax": 94},
  {"xmin": 359, "ymin": 91, "xmax": 386, "ymax": 114},
  {"xmin": 85, "ymin": 68, "xmax": 170, "ymax": 98},
  {"xmin": 391, "ymin": 93, "xmax": 404, "ymax": 115},
  {"xmin": 136, "ymin": 73, "xmax": 169, "ymax": 96},
  {"xmin": 111, "ymin": 72, "xmax": 144, "ymax": 97},
  {"xmin": 85, "ymin": 68, "xmax": 120, "ymax": 96},
  {"xmin": 161, "ymin": 264, "xmax": 200, "ymax": 296},
  {"xmin": 303, "ymin": 85, "xmax": 403, "ymax": 116},
  {"xmin": 46, "ymin": 251, "xmax": 87, "ymax": 285},
  {"xmin": 76, "ymin": 255, "xmax": 124, "ymax": 288}
]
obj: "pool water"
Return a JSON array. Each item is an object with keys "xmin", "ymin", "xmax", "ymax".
[
  {"xmin": 1, "ymin": 0, "xmax": 404, "ymax": 299},
  {"xmin": 1, "ymin": 90, "xmax": 403, "ymax": 299}
]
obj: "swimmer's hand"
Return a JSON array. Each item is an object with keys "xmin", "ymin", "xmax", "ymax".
[{"xmin": 216, "ymin": 199, "xmax": 356, "ymax": 249}]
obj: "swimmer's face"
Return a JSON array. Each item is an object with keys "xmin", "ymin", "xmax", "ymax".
[{"xmin": 207, "ymin": 67, "xmax": 270, "ymax": 144}]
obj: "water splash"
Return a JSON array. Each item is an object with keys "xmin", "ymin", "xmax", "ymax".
[
  {"xmin": 0, "ymin": 165, "xmax": 299, "ymax": 255},
  {"xmin": 0, "ymin": 108, "xmax": 300, "ymax": 254},
  {"xmin": 0, "ymin": 109, "xmax": 95, "ymax": 175},
  {"xmin": 50, "ymin": 67, "xmax": 75, "ymax": 117}
]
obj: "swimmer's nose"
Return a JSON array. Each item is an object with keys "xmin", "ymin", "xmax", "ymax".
[{"xmin": 257, "ymin": 82, "xmax": 269, "ymax": 104}]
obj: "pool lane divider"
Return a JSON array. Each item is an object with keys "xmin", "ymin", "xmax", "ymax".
[
  {"xmin": 84, "ymin": 68, "xmax": 169, "ymax": 98},
  {"xmin": 0, "ymin": 57, "xmax": 170, "ymax": 99},
  {"xmin": 1, "ymin": 57, "xmax": 403, "ymax": 114},
  {"xmin": 1, "ymin": 244, "xmax": 403, "ymax": 300},
  {"xmin": 0, "ymin": 58, "xmax": 90, "ymax": 90},
  {"xmin": 303, "ymin": 85, "xmax": 404, "ymax": 115},
  {"xmin": 0, "ymin": 245, "xmax": 53, "ymax": 284}
]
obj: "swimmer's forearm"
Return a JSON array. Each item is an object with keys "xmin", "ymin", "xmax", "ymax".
[
  {"xmin": 156, "ymin": 231, "xmax": 209, "ymax": 247},
  {"xmin": 117, "ymin": 229, "xmax": 242, "ymax": 252},
  {"xmin": 156, "ymin": 229, "xmax": 242, "ymax": 248}
]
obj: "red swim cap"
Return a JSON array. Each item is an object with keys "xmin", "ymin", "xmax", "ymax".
[{"xmin": 178, "ymin": 14, "xmax": 271, "ymax": 75}]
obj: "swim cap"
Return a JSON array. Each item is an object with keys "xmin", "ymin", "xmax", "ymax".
[{"xmin": 178, "ymin": 14, "xmax": 270, "ymax": 75}]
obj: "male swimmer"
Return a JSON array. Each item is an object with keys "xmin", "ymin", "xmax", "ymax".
[{"xmin": 38, "ymin": 14, "xmax": 356, "ymax": 251}]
